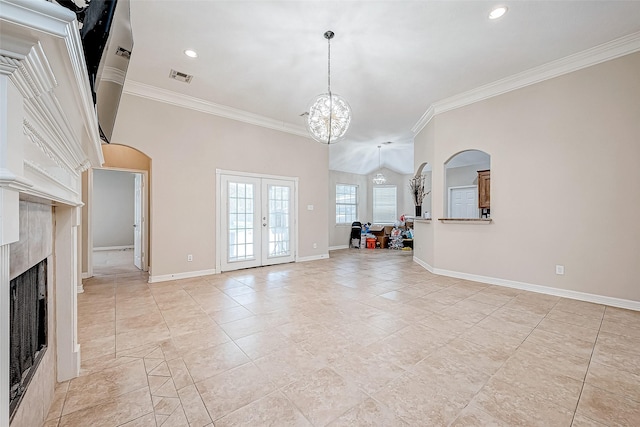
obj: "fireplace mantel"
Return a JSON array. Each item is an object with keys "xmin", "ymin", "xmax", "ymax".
[{"xmin": 1, "ymin": 1, "xmax": 104, "ymax": 425}]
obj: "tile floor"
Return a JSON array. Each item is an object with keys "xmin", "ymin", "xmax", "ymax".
[{"xmin": 43, "ymin": 249, "xmax": 640, "ymax": 426}]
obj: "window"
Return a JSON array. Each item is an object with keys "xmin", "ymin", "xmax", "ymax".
[
  {"xmin": 336, "ymin": 184, "xmax": 358, "ymax": 224},
  {"xmin": 373, "ymin": 186, "xmax": 397, "ymax": 224}
]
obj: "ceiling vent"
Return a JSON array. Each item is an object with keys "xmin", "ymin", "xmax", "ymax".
[
  {"xmin": 115, "ymin": 46, "xmax": 131, "ymax": 60},
  {"xmin": 169, "ymin": 69, "xmax": 193, "ymax": 84}
]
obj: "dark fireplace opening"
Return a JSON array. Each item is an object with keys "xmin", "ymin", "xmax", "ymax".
[{"xmin": 9, "ymin": 259, "xmax": 48, "ymax": 418}]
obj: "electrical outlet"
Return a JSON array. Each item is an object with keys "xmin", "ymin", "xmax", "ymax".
[
  {"xmin": 187, "ymin": 254, "xmax": 193, "ymax": 262},
  {"xmin": 555, "ymin": 265, "xmax": 564, "ymax": 275},
  {"xmin": 313, "ymin": 242, "xmax": 317, "ymax": 249}
]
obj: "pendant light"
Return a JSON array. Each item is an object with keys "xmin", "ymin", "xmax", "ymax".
[
  {"xmin": 306, "ymin": 31, "xmax": 352, "ymax": 144},
  {"xmin": 372, "ymin": 145, "xmax": 386, "ymax": 184}
]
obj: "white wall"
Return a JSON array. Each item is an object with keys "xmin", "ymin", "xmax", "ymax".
[
  {"xmin": 92, "ymin": 169, "xmax": 135, "ymax": 248},
  {"xmin": 112, "ymin": 93, "xmax": 329, "ymax": 278},
  {"xmin": 414, "ymin": 52, "xmax": 640, "ymax": 304}
]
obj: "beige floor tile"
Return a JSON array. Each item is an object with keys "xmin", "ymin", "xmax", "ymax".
[
  {"xmin": 536, "ymin": 317, "xmax": 600, "ymax": 343},
  {"xmin": 374, "ymin": 373, "xmax": 469, "ymax": 425},
  {"xmin": 490, "ymin": 356, "xmax": 583, "ymax": 411},
  {"xmin": 79, "ymin": 334, "xmax": 116, "ymax": 361},
  {"xmin": 219, "ymin": 315, "xmax": 271, "ymax": 340},
  {"xmin": 331, "ymin": 350, "xmax": 406, "ymax": 395},
  {"xmin": 472, "ymin": 378, "xmax": 574, "ymax": 426},
  {"xmin": 182, "ymin": 341, "xmax": 249, "ymax": 383},
  {"xmin": 45, "ymin": 381, "xmax": 70, "ymax": 421},
  {"xmin": 177, "ymin": 384, "xmax": 212, "ymax": 426},
  {"xmin": 283, "ymin": 367, "xmax": 366, "ymax": 426},
  {"xmin": 510, "ymin": 341, "xmax": 590, "ymax": 381},
  {"xmin": 599, "ymin": 317, "xmax": 640, "ymax": 340},
  {"xmin": 208, "ymin": 305, "xmax": 254, "ymax": 324},
  {"xmin": 74, "ymin": 249, "xmax": 640, "ymax": 427},
  {"xmin": 592, "ymin": 341, "xmax": 640, "ymax": 375},
  {"xmin": 116, "ymin": 324, "xmax": 171, "ymax": 352},
  {"xmin": 196, "ymin": 362, "xmax": 276, "ymax": 421},
  {"xmin": 254, "ymin": 344, "xmax": 325, "ymax": 388},
  {"xmin": 489, "ymin": 306, "xmax": 545, "ymax": 327},
  {"xmin": 523, "ymin": 328, "xmax": 595, "ymax": 359},
  {"xmin": 585, "ymin": 361, "xmax": 640, "ymax": 401},
  {"xmin": 215, "ymin": 391, "xmax": 311, "ymax": 426},
  {"xmin": 450, "ymin": 404, "xmax": 509, "ymax": 426},
  {"xmin": 411, "ymin": 350, "xmax": 491, "ymax": 400},
  {"xmin": 571, "ymin": 413, "xmax": 609, "ymax": 427},
  {"xmin": 169, "ymin": 325, "xmax": 231, "ymax": 356},
  {"xmin": 577, "ymin": 383, "xmax": 640, "ymax": 426},
  {"xmin": 234, "ymin": 328, "xmax": 291, "ymax": 359},
  {"xmin": 553, "ymin": 298, "xmax": 606, "ymax": 319},
  {"xmin": 329, "ymin": 397, "xmax": 407, "ymax": 426},
  {"xmin": 58, "ymin": 387, "xmax": 153, "ymax": 427},
  {"xmin": 546, "ymin": 308, "xmax": 603, "ymax": 330},
  {"xmin": 62, "ymin": 359, "xmax": 148, "ymax": 416},
  {"xmin": 118, "ymin": 412, "xmax": 157, "ymax": 426},
  {"xmin": 459, "ymin": 325, "xmax": 524, "ymax": 354},
  {"xmin": 434, "ymin": 338, "xmax": 511, "ymax": 376},
  {"xmin": 365, "ymin": 333, "xmax": 434, "ymax": 370}
]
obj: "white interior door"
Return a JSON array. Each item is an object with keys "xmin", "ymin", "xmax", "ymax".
[
  {"xmin": 449, "ymin": 186, "xmax": 478, "ymax": 218},
  {"xmin": 220, "ymin": 174, "xmax": 295, "ymax": 272},
  {"xmin": 133, "ymin": 173, "xmax": 143, "ymax": 270}
]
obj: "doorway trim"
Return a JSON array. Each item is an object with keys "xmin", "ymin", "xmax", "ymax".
[
  {"xmin": 87, "ymin": 167, "xmax": 150, "ymax": 278},
  {"xmin": 215, "ymin": 169, "xmax": 299, "ymax": 273}
]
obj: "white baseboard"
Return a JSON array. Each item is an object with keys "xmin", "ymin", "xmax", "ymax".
[
  {"xmin": 297, "ymin": 253, "xmax": 330, "ymax": 263},
  {"xmin": 413, "ymin": 256, "xmax": 640, "ymax": 311},
  {"xmin": 329, "ymin": 245, "xmax": 348, "ymax": 251},
  {"xmin": 81, "ymin": 272, "xmax": 91, "ymax": 279},
  {"xmin": 149, "ymin": 268, "xmax": 217, "ymax": 283},
  {"xmin": 93, "ymin": 245, "xmax": 134, "ymax": 251}
]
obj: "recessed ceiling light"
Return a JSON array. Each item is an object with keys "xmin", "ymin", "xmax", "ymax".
[
  {"xmin": 184, "ymin": 49, "xmax": 198, "ymax": 58},
  {"xmin": 489, "ymin": 6, "xmax": 508, "ymax": 20}
]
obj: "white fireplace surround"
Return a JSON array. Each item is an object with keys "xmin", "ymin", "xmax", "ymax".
[{"xmin": 0, "ymin": 1, "xmax": 103, "ymax": 425}]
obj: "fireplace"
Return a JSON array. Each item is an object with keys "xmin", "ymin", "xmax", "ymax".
[
  {"xmin": 1, "ymin": 1, "xmax": 104, "ymax": 425},
  {"xmin": 9, "ymin": 259, "xmax": 48, "ymax": 418}
]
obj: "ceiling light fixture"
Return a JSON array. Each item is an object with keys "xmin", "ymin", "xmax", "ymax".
[
  {"xmin": 489, "ymin": 6, "xmax": 508, "ymax": 20},
  {"xmin": 184, "ymin": 49, "xmax": 198, "ymax": 58},
  {"xmin": 373, "ymin": 145, "xmax": 387, "ymax": 185},
  {"xmin": 306, "ymin": 31, "xmax": 351, "ymax": 145}
]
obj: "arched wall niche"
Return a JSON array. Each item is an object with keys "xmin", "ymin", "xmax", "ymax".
[
  {"xmin": 413, "ymin": 162, "xmax": 432, "ymax": 218},
  {"xmin": 443, "ymin": 149, "xmax": 491, "ymax": 218}
]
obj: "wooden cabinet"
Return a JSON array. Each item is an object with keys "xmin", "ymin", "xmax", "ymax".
[{"xmin": 477, "ymin": 170, "xmax": 490, "ymax": 209}]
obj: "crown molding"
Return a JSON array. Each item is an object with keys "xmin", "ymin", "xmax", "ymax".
[
  {"xmin": 100, "ymin": 66, "xmax": 126, "ymax": 85},
  {"xmin": 124, "ymin": 80, "xmax": 310, "ymax": 139},
  {"xmin": 412, "ymin": 30, "xmax": 640, "ymax": 135}
]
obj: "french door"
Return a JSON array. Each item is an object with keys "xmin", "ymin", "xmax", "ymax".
[{"xmin": 220, "ymin": 173, "xmax": 296, "ymax": 272}]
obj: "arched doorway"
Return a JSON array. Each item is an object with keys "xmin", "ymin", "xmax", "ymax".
[{"xmin": 81, "ymin": 144, "xmax": 152, "ymax": 279}]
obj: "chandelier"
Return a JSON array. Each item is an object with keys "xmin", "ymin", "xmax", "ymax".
[
  {"xmin": 306, "ymin": 31, "xmax": 351, "ymax": 144},
  {"xmin": 372, "ymin": 146, "xmax": 387, "ymax": 184}
]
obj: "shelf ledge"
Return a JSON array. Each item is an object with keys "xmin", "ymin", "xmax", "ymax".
[
  {"xmin": 438, "ymin": 218, "xmax": 492, "ymax": 224},
  {"xmin": 414, "ymin": 219, "xmax": 431, "ymax": 223}
]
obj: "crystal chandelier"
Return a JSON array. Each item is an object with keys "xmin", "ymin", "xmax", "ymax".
[
  {"xmin": 373, "ymin": 146, "xmax": 387, "ymax": 184},
  {"xmin": 306, "ymin": 31, "xmax": 351, "ymax": 144}
]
